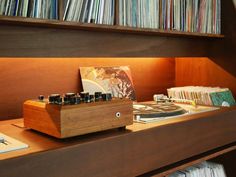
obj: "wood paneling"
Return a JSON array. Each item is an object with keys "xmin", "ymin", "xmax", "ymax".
[
  {"xmin": 208, "ymin": 0, "xmax": 236, "ymax": 79},
  {"xmin": 0, "ymin": 58, "xmax": 175, "ymax": 120},
  {"xmin": 0, "ymin": 24, "xmax": 211, "ymax": 57},
  {"xmin": 175, "ymin": 57, "xmax": 236, "ymax": 97},
  {"xmin": 1, "ymin": 107, "xmax": 236, "ymax": 176}
]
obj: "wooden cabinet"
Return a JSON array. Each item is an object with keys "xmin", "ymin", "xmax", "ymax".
[
  {"xmin": 0, "ymin": 107, "xmax": 236, "ymax": 177},
  {"xmin": 0, "ymin": 1, "xmax": 235, "ymax": 176}
]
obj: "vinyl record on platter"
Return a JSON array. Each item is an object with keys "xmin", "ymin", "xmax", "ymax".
[{"xmin": 133, "ymin": 102, "xmax": 187, "ymax": 118}]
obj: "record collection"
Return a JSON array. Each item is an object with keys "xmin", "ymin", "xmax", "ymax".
[
  {"xmin": 63, "ymin": 0, "xmax": 115, "ymax": 25},
  {"xmin": 167, "ymin": 86, "xmax": 236, "ymax": 106},
  {"xmin": 118, "ymin": 0, "xmax": 221, "ymax": 34},
  {"xmin": 0, "ymin": 0, "xmax": 58, "ymax": 19},
  {"xmin": 168, "ymin": 161, "xmax": 227, "ymax": 177}
]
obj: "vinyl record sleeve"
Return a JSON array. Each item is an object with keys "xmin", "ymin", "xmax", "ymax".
[{"xmin": 80, "ymin": 66, "xmax": 136, "ymax": 100}]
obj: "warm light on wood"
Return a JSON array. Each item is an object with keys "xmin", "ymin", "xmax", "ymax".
[
  {"xmin": 23, "ymin": 99, "xmax": 133, "ymax": 138},
  {"xmin": 175, "ymin": 57, "xmax": 236, "ymax": 97},
  {"xmin": 0, "ymin": 58, "xmax": 175, "ymax": 120}
]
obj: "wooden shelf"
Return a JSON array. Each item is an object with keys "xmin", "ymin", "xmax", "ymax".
[
  {"xmin": 1, "ymin": 106, "xmax": 236, "ymax": 177},
  {"xmin": 0, "ymin": 16, "xmax": 224, "ymax": 38}
]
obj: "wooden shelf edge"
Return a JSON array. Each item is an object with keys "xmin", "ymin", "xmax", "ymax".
[
  {"xmin": 0, "ymin": 16, "xmax": 224, "ymax": 38},
  {"xmin": 141, "ymin": 142, "xmax": 236, "ymax": 177}
]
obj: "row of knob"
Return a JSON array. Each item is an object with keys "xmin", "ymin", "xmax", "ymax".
[{"xmin": 38, "ymin": 92, "xmax": 112, "ymax": 105}]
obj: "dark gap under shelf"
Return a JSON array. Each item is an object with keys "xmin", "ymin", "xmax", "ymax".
[{"xmin": 138, "ymin": 141, "xmax": 236, "ymax": 177}]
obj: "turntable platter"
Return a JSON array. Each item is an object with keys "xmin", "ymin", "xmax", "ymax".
[{"xmin": 133, "ymin": 102, "xmax": 187, "ymax": 118}]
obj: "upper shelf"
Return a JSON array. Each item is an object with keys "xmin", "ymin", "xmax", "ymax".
[{"xmin": 0, "ymin": 16, "xmax": 224, "ymax": 39}]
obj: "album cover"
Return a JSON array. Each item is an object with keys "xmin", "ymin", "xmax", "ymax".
[
  {"xmin": 210, "ymin": 90, "xmax": 236, "ymax": 106},
  {"xmin": 80, "ymin": 66, "xmax": 136, "ymax": 100}
]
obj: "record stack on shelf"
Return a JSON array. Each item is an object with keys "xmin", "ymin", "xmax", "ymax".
[
  {"xmin": 63, "ymin": 0, "xmax": 115, "ymax": 25},
  {"xmin": 118, "ymin": 0, "xmax": 221, "ymax": 34},
  {"xmin": 168, "ymin": 161, "xmax": 227, "ymax": 177},
  {"xmin": 0, "ymin": 0, "xmax": 58, "ymax": 19},
  {"xmin": 167, "ymin": 86, "xmax": 236, "ymax": 106}
]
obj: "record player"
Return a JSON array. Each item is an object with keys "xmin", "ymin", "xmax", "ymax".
[{"xmin": 133, "ymin": 94, "xmax": 219, "ymax": 123}]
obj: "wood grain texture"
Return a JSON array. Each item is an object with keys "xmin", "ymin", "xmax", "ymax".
[
  {"xmin": 0, "ymin": 107, "xmax": 236, "ymax": 177},
  {"xmin": 24, "ymin": 99, "xmax": 133, "ymax": 138},
  {"xmin": 0, "ymin": 58, "xmax": 175, "ymax": 120},
  {"xmin": 24, "ymin": 100, "xmax": 61, "ymax": 138},
  {"xmin": 0, "ymin": 1, "xmax": 234, "ymax": 176},
  {"xmin": 0, "ymin": 24, "xmax": 211, "ymax": 57},
  {"xmin": 175, "ymin": 57, "xmax": 236, "ymax": 97},
  {"xmin": 0, "ymin": 1, "xmax": 234, "ymax": 121},
  {"xmin": 208, "ymin": 0, "xmax": 236, "ymax": 79}
]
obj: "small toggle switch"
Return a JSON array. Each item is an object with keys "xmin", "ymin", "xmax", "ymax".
[{"xmin": 0, "ymin": 136, "xmax": 4, "ymax": 143}]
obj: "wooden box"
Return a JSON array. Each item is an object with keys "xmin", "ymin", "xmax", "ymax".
[{"xmin": 23, "ymin": 99, "xmax": 133, "ymax": 138}]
